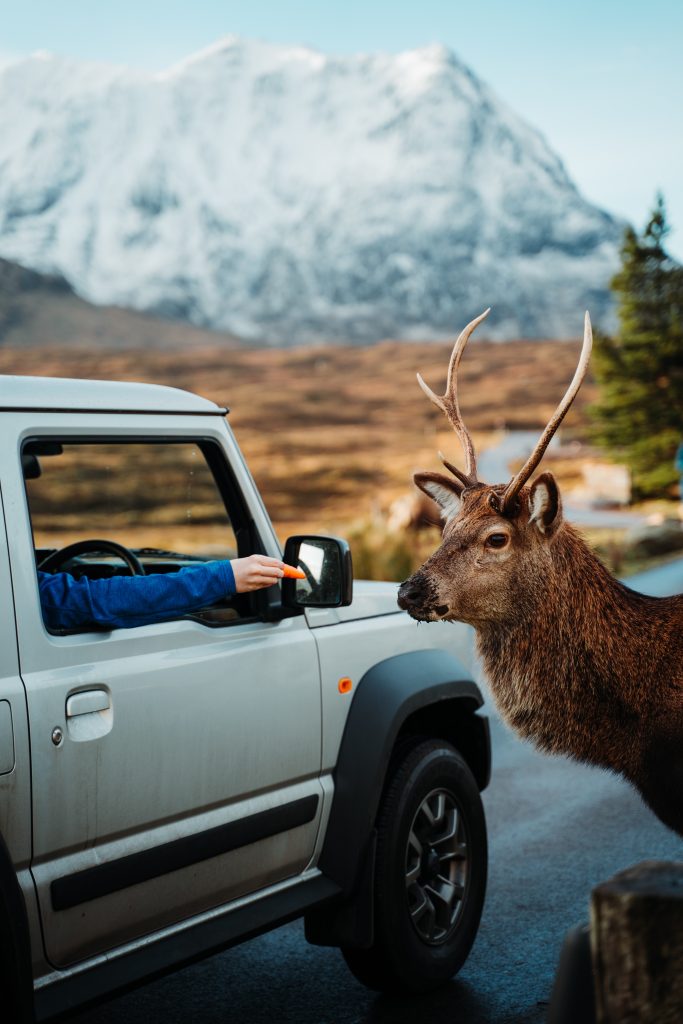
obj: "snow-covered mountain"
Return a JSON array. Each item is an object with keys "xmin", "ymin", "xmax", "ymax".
[{"xmin": 0, "ymin": 38, "xmax": 623, "ymax": 343}]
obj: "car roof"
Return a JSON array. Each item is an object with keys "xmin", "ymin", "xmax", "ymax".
[{"xmin": 0, "ymin": 375, "xmax": 226, "ymax": 414}]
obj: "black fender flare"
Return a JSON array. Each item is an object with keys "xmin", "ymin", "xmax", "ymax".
[
  {"xmin": 318, "ymin": 648, "xmax": 489, "ymax": 896},
  {"xmin": 0, "ymin": 832, "xmax": 34, "ymax": 1022}
]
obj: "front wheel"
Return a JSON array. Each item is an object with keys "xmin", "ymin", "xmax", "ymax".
[{"xmin": 342, "ymin": 738, "xmax": 487, "ymax": 993}]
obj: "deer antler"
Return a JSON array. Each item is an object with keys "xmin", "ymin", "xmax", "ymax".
[
  {"xmin": 500, "ymin": 311, "xmax": 593, "ymax": 513},
  {"xmin": 417, "ymin": 308, "xmax": 491, "ymax": 487}
]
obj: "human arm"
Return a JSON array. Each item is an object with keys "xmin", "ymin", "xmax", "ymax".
[{"xmin": 38, "ymin": 555, "xmax": 287, "ymax": 631}]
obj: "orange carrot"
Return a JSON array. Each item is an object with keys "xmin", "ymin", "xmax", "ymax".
[{"xmin": 282, "ymin": 564, "xmax": 306, "ymax": 579}]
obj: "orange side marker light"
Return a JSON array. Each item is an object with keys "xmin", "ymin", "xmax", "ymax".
[{"xmin": 338, "ymin": 677, "xmax": 353, "ymax": 695}]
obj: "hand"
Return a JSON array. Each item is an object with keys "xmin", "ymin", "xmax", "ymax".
[{"xmin": 230, "ymin": 554, "xmax": 286, "ymax": 593}]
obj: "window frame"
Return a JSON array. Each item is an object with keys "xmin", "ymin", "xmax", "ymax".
[{"xmin": 21, "ymin": 433, "xmax": 270, "ymax": 635}]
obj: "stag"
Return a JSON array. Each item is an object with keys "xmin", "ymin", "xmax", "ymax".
[{"xmin": 398, "ymin": 310, "xmax": 683, "ymax": 836}]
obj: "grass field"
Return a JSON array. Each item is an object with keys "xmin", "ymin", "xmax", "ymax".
[
  {"xmin": 0, "ymin": 338, "xmax": 595, "ymax": 532},
  {"xmin": 2, "ymin": 340, "xmax": 679, "ymax": 579}
]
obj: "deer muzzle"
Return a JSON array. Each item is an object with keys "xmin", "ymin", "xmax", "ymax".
[{"xmin": 398, "ymin": 573, "xmax": 447, "ymax": 620}]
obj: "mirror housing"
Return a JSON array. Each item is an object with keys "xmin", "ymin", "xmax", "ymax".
[{"xmin": 282, "ymin": 535, "xmax": 353, "ymax": 609}]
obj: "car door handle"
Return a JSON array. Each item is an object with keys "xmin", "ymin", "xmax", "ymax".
[{"xmin": 66, "ymin": 690, "xmax": 111, "ymax": 718}]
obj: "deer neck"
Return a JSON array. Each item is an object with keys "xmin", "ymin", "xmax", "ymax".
[{"xmin": 476, "ymin": 523, "xmax": 649, "ymax": 774}]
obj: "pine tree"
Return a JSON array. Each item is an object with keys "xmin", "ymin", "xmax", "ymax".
[{"xmin": 591, "ymin": 196, "xmax": 683, "ymax": 499}]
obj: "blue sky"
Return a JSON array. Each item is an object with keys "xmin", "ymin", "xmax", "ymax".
[{"xmin": 3, "ymin": 0, "xmax": 682, "ymax": 257}]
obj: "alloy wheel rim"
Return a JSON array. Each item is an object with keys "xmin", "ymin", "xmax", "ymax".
[{"xmin": 405, "ymin": 787, "xmax": 468, "ymax": 945}]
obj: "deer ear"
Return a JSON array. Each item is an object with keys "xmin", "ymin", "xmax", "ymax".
[
  {"xmin": 528, "ymin": 472, "xmax": 562, "ymax": 535},
  {"xmin": 413, "ymin": 472, "xmax": 463, "ymax": 521}
]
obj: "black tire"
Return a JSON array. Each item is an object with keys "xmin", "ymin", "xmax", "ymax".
[
  {"xmin": 0, "ymin": 925, "xmax": 34, "ymax": 1024},
  {"xmin": 342, "ymin": 738, "xmax": 487, "ymax": 993}
]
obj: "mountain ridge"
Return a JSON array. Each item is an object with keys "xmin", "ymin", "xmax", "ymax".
[
  {"xmin": 0, "ymin": 256, "xmax": 243, "ymax": 349},
  {"xmin": 0, "ymin": 37, "xmax": 623, "ymax": 343}
]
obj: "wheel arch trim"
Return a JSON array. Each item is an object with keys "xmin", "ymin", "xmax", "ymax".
[
  {"xmin": 0, "ymin": 830, "xmax": 34, "ymax": 1021},
  {"xmin": 317, "ymin": 648, "xmax": 489, "ymax": 895}
]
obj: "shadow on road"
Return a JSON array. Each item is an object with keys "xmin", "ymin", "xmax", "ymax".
[{"xmin": 364, "ymin": 979, "xmax": 545, "ymax": 1024}]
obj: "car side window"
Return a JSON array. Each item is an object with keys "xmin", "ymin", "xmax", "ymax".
[{"xmin": 23, "ymin": 438, "xmax": 251, "ymax": 631}]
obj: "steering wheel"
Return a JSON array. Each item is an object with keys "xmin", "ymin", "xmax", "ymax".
[{"xmin": 38, "ymin": 539, "xmax": 146, "ymax": 576}]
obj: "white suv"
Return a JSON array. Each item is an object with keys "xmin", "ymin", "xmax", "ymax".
[{"xmin": 0, "ymin": 375, "xmax": 490, "ymax": 1021}]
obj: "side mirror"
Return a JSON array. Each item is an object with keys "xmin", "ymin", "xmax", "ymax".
[{"xmin": 282, "ymin": 535, "xmax": 353, "ymax": 609}]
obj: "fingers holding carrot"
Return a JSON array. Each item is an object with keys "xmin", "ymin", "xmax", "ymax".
[{"xmin": 231, "ymin": 554, "xmax": 304, "ymax": 592}]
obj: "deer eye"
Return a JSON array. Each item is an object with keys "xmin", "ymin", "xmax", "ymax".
[{"xmin": 485, "ymin": 533, "xmax": 509, "ymax": 549}]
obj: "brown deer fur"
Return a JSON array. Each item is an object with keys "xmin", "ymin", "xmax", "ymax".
[{"xmin": 398, "ymin": 312, "xmax": 683, "ymax": 836}]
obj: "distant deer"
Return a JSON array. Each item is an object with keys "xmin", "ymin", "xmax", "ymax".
[
  {"xmin": 398, "ymin": 310, "xmax": 683, "ymax": 836},
  {"xmin": 387, "ymin": 491, "xmax": 441, "ymax": 533}
]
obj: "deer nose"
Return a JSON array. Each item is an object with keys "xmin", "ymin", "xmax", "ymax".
[{"xmin": 398, "ymin": 579, "xmax": 426, "ymax": 610}]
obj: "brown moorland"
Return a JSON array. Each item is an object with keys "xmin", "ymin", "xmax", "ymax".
[{"xmin": 0, "ymin": 339, "xmax": 594, "ymax": 542}]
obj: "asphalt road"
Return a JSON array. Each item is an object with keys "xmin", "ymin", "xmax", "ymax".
[{"xmin": 70, "ymin": 559, "xmax": 683, "ymax": 1024}]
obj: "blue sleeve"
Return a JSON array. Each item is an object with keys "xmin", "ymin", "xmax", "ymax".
[{"xmin": 38, "ymin": 561, "xmax": 237, "ymax": 631}]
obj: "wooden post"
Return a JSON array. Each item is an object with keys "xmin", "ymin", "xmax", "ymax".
[{"xmin": 591, "ymin": 860, "xmax": 683, "ymax": 1024}]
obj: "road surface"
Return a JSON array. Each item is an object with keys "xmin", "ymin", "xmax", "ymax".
[{"xmin": 70, "ymin": 560, "xmax": 683, "ymax": 1024}]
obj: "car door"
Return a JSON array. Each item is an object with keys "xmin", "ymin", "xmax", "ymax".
[
  {"xmin": 0, "ymin": 481, "xmax": 33, "ymax": 919},
  {"xmin": 2, "ymin": 412, "xmax": 323, "ymax": 968}
]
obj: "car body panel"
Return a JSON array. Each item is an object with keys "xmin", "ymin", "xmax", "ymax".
[
  {"xmin": 0, "ymin": 483, "xmax": 31, "ymax": 866},
  {"xmin": 311, "ymin": 596, "xmax": 475, "ymax": 771},
  {"xmin": 0, "ymin": 411, "xmax": 324, "ymax": 968},
  {"xmin": 0, "ymin": 379, "xmax": 489, "ymax": 1017},
  {"xmin": 0, "ymin": 376, "xmax": 223, "ymax": 414}
]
